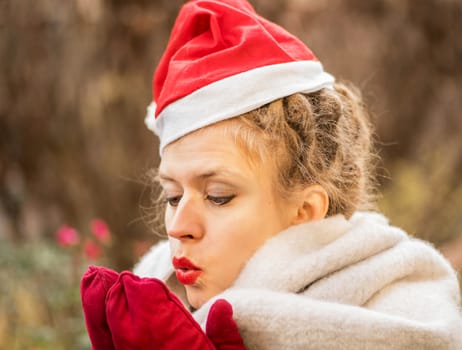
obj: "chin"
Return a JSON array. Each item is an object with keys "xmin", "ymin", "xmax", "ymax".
[
  {"xmin": 187, "ymin": 295, "xmax": 204, "ymax": 310},
  {"xmin": 186, "ymin": 287, "xmax": 207, "ymax": 309},
  {"xmin": 186, "ymin": 288, "xmax": 211, "ymax": 309}
]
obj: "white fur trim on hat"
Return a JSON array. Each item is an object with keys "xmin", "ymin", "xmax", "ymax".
[{"xmin": 145, "ymin": 60, "xmax": 334, "ymax": 155}]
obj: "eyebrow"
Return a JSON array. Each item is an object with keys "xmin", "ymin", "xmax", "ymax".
[{"xmin": 158, "ymin": 168, "xmax": 244, "ymax": 182}]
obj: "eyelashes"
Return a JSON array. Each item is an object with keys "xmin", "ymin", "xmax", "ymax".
[
  {"xmin": 163, "ymin": 194, "xmax": 235, "ymax": 207},
  {"xmin": 163, "ymin": 195, "xmax": 182, "ymax": 207},
  {"xmin": 206, "ymin": 194, "xmax": 235, "ymax": 206}
]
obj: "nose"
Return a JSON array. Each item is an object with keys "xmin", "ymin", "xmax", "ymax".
[{"xmin": 166, "ymin": 194, "xmax": 205, "ymax": 241}]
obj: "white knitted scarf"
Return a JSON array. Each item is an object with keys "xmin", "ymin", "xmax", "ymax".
[{"xmin": 134, "ymin": 212, "xmax": 462, "ymax": 349}]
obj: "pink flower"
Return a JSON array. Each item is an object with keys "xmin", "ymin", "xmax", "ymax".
[
  {"xmin": 83, "ymin": 240, "xmax": 102, "ymax": 260},
  {"xmin": 56, "ymin": 225, "xmax": 80, "ymax": 248},
  {"xmin": 90, "ymin": 218, "xmax": 111, "ymax": 244}
]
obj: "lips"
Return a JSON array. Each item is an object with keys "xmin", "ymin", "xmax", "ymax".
[{"xmin": 172, "ymin": 257, "xmax": 202, "ymax": 285}]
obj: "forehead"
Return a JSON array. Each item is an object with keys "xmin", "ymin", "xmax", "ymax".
[{"xmin": 159, "ymin": 121, "xmax": 264, "ymax": 180}]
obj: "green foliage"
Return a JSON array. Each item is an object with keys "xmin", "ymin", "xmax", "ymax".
[{"xmin": 0, "ymin": 240, "xmax": 91, "ymax": 350}]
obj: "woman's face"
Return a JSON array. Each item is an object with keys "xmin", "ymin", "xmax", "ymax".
[{"xmin": 159, "ymin": 122, "xmax": 295, "ymax": 308}]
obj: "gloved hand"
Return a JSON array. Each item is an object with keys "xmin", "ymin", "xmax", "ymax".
[
  {"xmin": 81, "ymin": 266, "xmax": 117, "ymax": 350},
  {"xmin": 80, "ymin": 265, "xmax": 246, "ymax": 350}
]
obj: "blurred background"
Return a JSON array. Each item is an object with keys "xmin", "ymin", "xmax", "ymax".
[{"xmin": 1, "ymin": 0, "xmax": 461, "ymax": 348}]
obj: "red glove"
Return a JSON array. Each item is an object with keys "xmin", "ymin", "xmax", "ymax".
[
  {"xmin": 80, "ymin": 266, "xmax": 246, "ymax": 350},
  {"xmin": 206, "ymin": 299, "xmax": 245, "ymax": 350},
  {"xmin": 81, "ymin": 266, "xmax": 118, "ymax": 349}
]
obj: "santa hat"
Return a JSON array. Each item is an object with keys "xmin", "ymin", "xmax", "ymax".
[{"xmin": 146, "ymin": 0, "xmax": 334, "ymax": 154}]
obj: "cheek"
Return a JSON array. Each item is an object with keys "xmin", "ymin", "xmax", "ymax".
[
  {"xmin": 168, "ymin": 238, "xmax": 179, "ymax": 257},
  {"xmin": 164, "ymin": 208, "xmax": 173, "ymax": 227},
  {"xmin": 203, "ymin": 220, "xmax": 250, "ymax": 266},
  {"xmin": 208, "ymin": 215, "xmax": 265, "ymax": 269}
]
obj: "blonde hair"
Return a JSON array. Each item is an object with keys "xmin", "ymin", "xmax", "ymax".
[{"xmin": 223, "ymin": 82, "xmax": 378, "ymax": 217}]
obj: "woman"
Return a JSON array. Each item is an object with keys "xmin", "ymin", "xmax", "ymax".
[{"xmin": 81, "ymin": 0, "xmax": 462, "ymax": 348}]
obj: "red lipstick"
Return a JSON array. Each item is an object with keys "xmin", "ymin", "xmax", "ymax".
[{"xmin": 172, "ymin": 257, "xmax": 202, "ymax": 285}]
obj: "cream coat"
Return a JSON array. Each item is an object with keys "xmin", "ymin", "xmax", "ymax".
[{"xmin": 134, "ymin": 212, "xmax": 462, "ymax": 349}]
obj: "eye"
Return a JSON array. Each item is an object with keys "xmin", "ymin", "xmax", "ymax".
[
  {"xmin": 207, "ymin": 194, "xmax": 235, "ymax": 206},
  {"xmin": 164, "ymin": 195, "xmax": 182, "ymax": 207}
]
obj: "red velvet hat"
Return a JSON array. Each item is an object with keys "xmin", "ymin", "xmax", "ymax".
[{"xmin": 146, "ymin": 0, "xmax": 334, "ymax": 153}]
